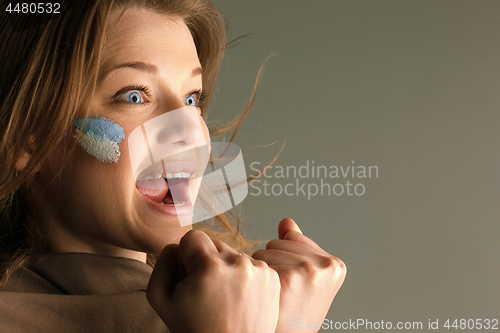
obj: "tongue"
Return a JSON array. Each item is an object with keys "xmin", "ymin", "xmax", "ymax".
[{"xmin": 136, "ymin": 178, "xmax": 169, "ymax": 202}]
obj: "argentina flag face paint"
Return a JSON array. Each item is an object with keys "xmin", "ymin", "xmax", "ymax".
[
  {"xmin": 73, "ymin": 115, "xmax": 125, "ymax": 163},
  {"xmin": 72, "ymin": 107, "xmax": 249, "ymax": 228}
]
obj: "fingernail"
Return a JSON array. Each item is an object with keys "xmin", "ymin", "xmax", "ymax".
[{"xmin": 293, "ymin": 221, "xmax": 303, "ymax": 234}]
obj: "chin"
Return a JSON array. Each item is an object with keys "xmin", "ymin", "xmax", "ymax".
[{"xmin": 140, "ymin": 224, "xmax": 193, "ymax": 255}]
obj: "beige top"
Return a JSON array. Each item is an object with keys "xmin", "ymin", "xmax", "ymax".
[{"xmin": 0, "ymin": 253, "xmax": 169, "ymax": 332}]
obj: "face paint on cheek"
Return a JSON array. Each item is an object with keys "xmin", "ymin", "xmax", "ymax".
[{"xmin": 73, "ymin": 115, "xmax": 125, "ymax": 163}]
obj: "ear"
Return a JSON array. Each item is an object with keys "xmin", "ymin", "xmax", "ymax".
[
  {"xmin": 14, "ymin": 135, "xmax": 41, "ymax": 173},
  {"xmin": 15, "ymin": 151, "xmax": 31, "ymax": 172}
]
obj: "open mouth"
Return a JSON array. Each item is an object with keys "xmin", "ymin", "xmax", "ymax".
[
  {"xmin": 135, "ymin": 161, "xmax": 199, "ymax": 217},
  {"xmin": 136, "ymin": 172, "xmax": 192, "ymax": 206}
]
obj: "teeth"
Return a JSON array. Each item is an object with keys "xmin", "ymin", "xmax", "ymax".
[
  {"xmin": 164, "ymin": 172, "xmax": 191, "ymax": 179},
  {"xmin": 159, "ymin": 201, "xmax": 186, "ymax": 207},
  {"xmin": 139, "ymin": 172, "xmax": 192, "ymax": 181},
  {"xmin": 167, "ymin": 172, "xmax": 191, "ymax": 179}
]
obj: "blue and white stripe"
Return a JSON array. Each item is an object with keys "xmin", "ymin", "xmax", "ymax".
[{"xmin": 73, "ymin": 115, "xmax": 125, "ymax": 163}]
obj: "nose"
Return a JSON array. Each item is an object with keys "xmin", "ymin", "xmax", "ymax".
[
  {"xmin": 128, "ymin": 105, "xmax": 210, "ymax": 182},
  {"xmin": 156, "ymin": 106, "xmax": 206, "ymax": 147}
]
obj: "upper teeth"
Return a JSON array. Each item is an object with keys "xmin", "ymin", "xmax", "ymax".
[{"xmin": 139, "ymin": 172, "xmax": 191, "ymax": 181}]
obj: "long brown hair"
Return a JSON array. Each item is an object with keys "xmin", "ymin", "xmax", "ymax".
[{"xmin": 0, "ymin": 0, "xmax": 258, "ymax": 285}]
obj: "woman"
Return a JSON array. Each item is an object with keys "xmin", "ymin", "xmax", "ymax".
[{"xmin": 0, "ymin": 0, "xmax": 346, "ymax": 332}]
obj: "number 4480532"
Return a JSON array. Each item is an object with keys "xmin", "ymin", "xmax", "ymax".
[
  {"xmin": 444, "ymin": 318, "xmax": 498, "ymax": 330},
  {"xmin": 5, "ymin": 3, "xmax": 61, "ymax": 14}
]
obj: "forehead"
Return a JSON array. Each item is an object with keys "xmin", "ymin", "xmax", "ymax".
[{"xmin": 99, "ymin": 7, "xmax": 201, "ymax": 80}]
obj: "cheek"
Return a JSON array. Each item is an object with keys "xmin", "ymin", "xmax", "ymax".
[
  {"xmin": 73, "ymin": 115, "xmax": 126, "ymax": 163},
  {"xmin": 199, "ymin": 115, "xmax": 210, "ymax": 151}
]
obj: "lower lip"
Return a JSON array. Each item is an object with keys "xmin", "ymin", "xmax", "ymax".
[{"xmin": 136, "ymin": 185, "xmax": 194, "ymax": 218}]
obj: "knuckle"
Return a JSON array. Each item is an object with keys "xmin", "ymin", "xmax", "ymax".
[
  {"xmin": 319, "ymin": 255, "xmax": 338, "ymax": 268},
  {"xmin": 250, "ymin": 259, "xmax": 277, "ymax": 282},
  {"xmin": 229, "ymin": 252, "xmax": 246, "ymax": 267},
  {"xmin": 336, "ymin": 257, "xmax": 347, "ymax": 275},
  {"xmin": 316, "ymin": 255, "xmax": 348, "ymax": 283},
  {"xmin": 279, "ymin": 267, "xmax": 301, "ymax": 287},
  {"xmin": 335, "ymin": 259, "xmax": 347, "ymax": 280},
  {"xmin": 300, "ymin": 260, "xmax": 320, "ymax": 280},
  {"xmin": 180, "ymin": 229, "xmax": 204, "ymax": 243},
  {"xmin": 251, "ymin": 258, "xmax": 268, "ymax": 268},
  {"xmin": 319, "ymin": 255, "xmax": 347, "ymax": 275},
  {"xmin": 203, "ymin": 256, "xmax": 225, "ymax": 276},
  {"xmin": 229, "ymin": 253, "xmax": 255, "ymax": 276}
]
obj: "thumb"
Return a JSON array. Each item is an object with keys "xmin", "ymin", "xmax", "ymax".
[
  {"xmin": 147, "ymin": 243, "xmax": 180, "ymax": 308},
  {"xmin": 278, "ymin": 217, "xmax": 302, "ymax": 239}
]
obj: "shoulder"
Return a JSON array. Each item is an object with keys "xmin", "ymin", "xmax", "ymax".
[{"xmin": 0, "ymin": 264, "xmax": 62, "ymax": 294}]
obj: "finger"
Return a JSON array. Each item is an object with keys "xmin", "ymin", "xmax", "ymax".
[
  {"xmin": 278, "ymin": 219, "xmax": 343, "ymax": 262},
  {"xmin": 178, "ymin": 229, "xmax": 220, "ymax": 275},
  {"xmin": 147, "ymin": 243, "xmax": 180, "ymax": 306},
  {"xmin": 254, "ymin": 246, "xmax": 346, "ymax": 269},
  {"xmin": 211, "ymin": 238, "xmax": 235, "ymax": 253},
  {"xmin": 265, "ymin": 238, "xmax": 323, "ymax": 256},
  {"xmin": 211, "ymin": 238, "xmax": 251, "ymax": 265},
  {"xmin": 212, "ymin": 238, "xmax": 266, "ymax": 268},
  {"xmin": 278, "ymin": 218, "xmax": 302, "ymax": 239},
  {"xmin": 252, "ymin": 248, "xmax": 308, "ymax": 266},
  {"xmin": 283, "ymin": 230, "xmax": 331, "ymax": 256}
]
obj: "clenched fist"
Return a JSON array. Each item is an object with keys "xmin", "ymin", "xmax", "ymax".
[
  {"xmin": 147, "ymin": 229, "xmax": 281, "ymax": 333},
  {"xmin": 252, "ymin": 218, "xmax": 346, "ymax": 333}
]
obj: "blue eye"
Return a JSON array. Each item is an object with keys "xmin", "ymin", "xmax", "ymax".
[
  {"xmin": 114, "ymin": 85, "xmax": 151, "ymax": 105},
  {"xmin": 123, "ymin": 91, "xmax": 144, "ymax": 104},
  {"xmin": 185, "ymin": 93, "xmax": 197, "ymax": 106},
  {"xmin": 128, "ymin": 91, "xmax": 143, "ymax": 103}
]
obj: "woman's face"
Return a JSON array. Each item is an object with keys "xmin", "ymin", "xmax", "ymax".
[{"xmin": 31, "ymin": 7, "xmax": 209, "ymax": 260}]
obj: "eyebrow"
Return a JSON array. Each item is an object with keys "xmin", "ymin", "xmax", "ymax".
[
  {"xmin": 99, "ymin": 61, "xmax": 203, "ymax": 81},
  {"xmin": 191, "ymin": 66, "xmax": 203, "ymax": 77}
]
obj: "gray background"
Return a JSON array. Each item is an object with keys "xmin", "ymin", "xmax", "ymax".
[{"xmin": 210, "ymin": 0, "xmax": 500, "ymax": 329}]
